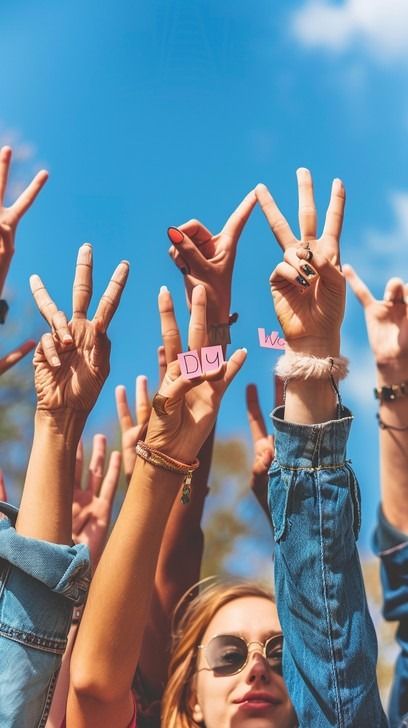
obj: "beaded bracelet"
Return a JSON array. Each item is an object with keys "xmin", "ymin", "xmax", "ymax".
[{"xmin": 135, "ymin": 441, "xmax": 200, "ymax": 504}]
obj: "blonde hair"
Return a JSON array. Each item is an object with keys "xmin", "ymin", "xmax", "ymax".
[{"xmin": 161, "ymin": 580, "xmax": 275, "ymax": 728}]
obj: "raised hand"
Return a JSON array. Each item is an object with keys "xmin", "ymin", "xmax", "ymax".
[
  {"xmin": 116, "ymin": 374, "xmax": 151, "ymax": 483},
  {"xmin": 344, "ymin": 266, "xmax": 408, "ymax": 373},
  {"xmin": 256, "ymin": 170, "xmax": 346, "ymax": 354},
  {"xmin": 167, "ymin": 191, "xmax": 256, "ymax": 326},
  {"xmin": 30, "ymin": 243, "xmax": 129, "ymax": 413},
  {"xmin": 144, "ymin": 285, "xmax": 246, "ymax": 463},
  {"xmin": 246, "ymin": 383, "xmax": 274, "ymax": 518},
  {"xmin": 0, "ymin": 146, "xmax": 48, "ymax": 373},
  {"xmin": 72, "ymin": 435, "xmax": 121, "ymax": 569},
  {"xmin": 0, "ymin": 145, "xmax": 48, "ymax": 295}
]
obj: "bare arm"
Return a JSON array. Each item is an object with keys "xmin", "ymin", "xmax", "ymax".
[
  {"xmin": 67, "ymin": 285, "xmax": 246, "ymax": 728},
  {"xmin": 344, "ymin": 266, "xmax": 408, "ymax": 533}
]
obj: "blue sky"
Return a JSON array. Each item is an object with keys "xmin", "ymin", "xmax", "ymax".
[{"xmin": 2, "ymin": 0, "xmax": 408, "ymax": 552}]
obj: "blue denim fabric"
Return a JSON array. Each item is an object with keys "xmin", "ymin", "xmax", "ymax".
[
  {"xmin": 0, "ymin": 501, "xmax": 91, "ymax": 728},
  {"xmin": 373, "ymin": 508, "xmax": 408, "ymax": 728},
  {"xmin": 269, "ymin": 406, "xmax": 387, "ymax": 728}
]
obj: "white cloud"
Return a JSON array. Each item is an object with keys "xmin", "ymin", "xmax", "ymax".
[
  {"xmin": 344, "ymin": 191, "xmax": 408, "ymax": 288},
  {"xmin": 292, "ymin": 0, "xmax": 408, "ymax": 60}
]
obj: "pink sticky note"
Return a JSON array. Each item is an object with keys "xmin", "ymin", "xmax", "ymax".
[
  {"xmin": 178, "ymin": 350, "xmax": 203, "ymax": 379},
  {"xmin": 258, "ymin": 328, "xmax": 286, "ymax": 350},
  {"xmin": 201, "ymin": 345, "xmax": 224, "ymax": 373}
]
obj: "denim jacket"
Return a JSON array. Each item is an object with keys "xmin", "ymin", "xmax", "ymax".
[
  {"xmin": 0, "ymin": 501, "xmax": 91, "ymax": 728},
  {"xmin": 268, "ymin": 406, "xmax": 387, "ymax": 728},
  {"xmin": 373, "ymin": 508, "xmax": 408, "ymax": 728}
]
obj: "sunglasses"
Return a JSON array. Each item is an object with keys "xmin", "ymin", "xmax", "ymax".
[{"xmin": 197, "ymin": 633, "xmax": 283, "ymax": 677}]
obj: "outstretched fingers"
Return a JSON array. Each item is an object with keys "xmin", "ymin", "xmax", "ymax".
[
  {"xmin": 73, "ymin": 244, "xmax": 93, "ymax": 319},
  {"xmin": 384, "ymin": 277, "xmax": 405, "ymax": 303},
  {"xmin": 343, "ymin": 264, "xmax": 375, "ymax": 308},
  {"xmin": 0, "ymin": 147, "xmax": 12, "ymax": 206},
  {"xmin": 115, "ymin": 385, "xmax": 134, "ymax": 432},
  {"xmin": 30, "ymin": 274, "xmax": 59, "ymax": 324},
  {"xmin": 255, "ymin": 184, "xmax": 297, "ymax": 251},
  {"xmin": 322, "ymin": 178, "xmax": 346, "ymax": 251},
  {"xmin": 93, "ymin": 260, "xmax": 129, "ymax": 332},
  {"xmin": 0, "ymin": 338, "xmax": 36, "ymax": 375},
  {"xmin": 88, "ymin": 434, "xmax": 107, "ymax": 495},
  {"xmin": 136, "ymin": 374, "xmax": 150, "ymax": 425},
  {"xmin": 246, "ymin": 383, "xmax": 268, "ymax": 443},
  {"xmin": 30, "ymin": 274, "xmax": 72, "ymax": 347},
  {"xmin": 159, "ymin": 286, "xmax": 182, "ymax": 363},
  {"xmin": 222, "ymin": 189, "xmax": 257, "ymax": 248},
  {"xmin": 223, "ymin": 347, "xmax": 247, "ymax": 387},
  {"xmin": 297, "ymin": 168, "xmax": 317, "ymax": 241},
  {"xmin": 99, "ymin": 450, "xmax": 121, "ymax": 504},
  {"xmin": 188, "ymin": 284, "xmax": 208, "ymax": 352},
  {"xmin": 9, "ymin": 169, "xmax": 49, "ymax": 223}
]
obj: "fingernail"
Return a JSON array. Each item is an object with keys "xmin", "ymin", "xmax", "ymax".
[
  {"xmin": 301, "ymin": 264, "xmax": 315, "ymax": 277},
  {"xmin": 52, "ymin": 356, "xmax": 61, "ymax": 367},
  {"xmin": 160, "ymin": 285, "xmax": 169, "ymax": 294},
  {"xmin": 296, "ymin": 275, "xmax": 309, "ymax": 287},
  {"xmin": 180, "ymin": 267, "xmax": 188, "ymax": 275},
  {"xmin": 167, "ymin": 227, "xmax": 184, "ymax": 245},
  {"xmin": 63, "ymin": 334, "xmax": 72, "ymax": 343},
  {"xmin": 241, "ymin": 347, "xmax": 248, "ymax": 353}
]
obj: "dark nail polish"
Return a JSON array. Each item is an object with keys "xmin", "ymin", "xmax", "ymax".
[
  {"xmin": 296, "ymin": 275, "xmax": 309, "ymax": 287},
  {"xmin": 167, "ymin": 227, "xmax": 184, "ymax": 245},
  {"xmin": 180, "ymin": 267, "xmax": 188, "ymax": 275},
  {"xmin": 301, "ymin": 264, "xmax": 315, "ymax": 277}
]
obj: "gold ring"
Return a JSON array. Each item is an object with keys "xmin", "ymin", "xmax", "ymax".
[{"xmin": 152, "ymin": 392, "xmax": 169, "ymax": 417}]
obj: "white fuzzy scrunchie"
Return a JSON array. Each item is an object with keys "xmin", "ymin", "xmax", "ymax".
[{"xmin": 276, "ymin": 352, "xmax": 349, "ymax": 380}]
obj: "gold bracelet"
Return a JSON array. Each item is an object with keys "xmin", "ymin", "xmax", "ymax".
[{"xmin": 135, "ymin": 441, "xmax": 200, "ymax": 504}]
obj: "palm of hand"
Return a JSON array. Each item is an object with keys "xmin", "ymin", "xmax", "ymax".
[
  {"xmin": 366, "ymin": 301, "xmax": 408, "ymax": 364},
  {"xmin": 72, "ymin": 491, "xmax": 110, "ymax": 541},
  {"xmin": 146, "ymin": 366, "xmax": 221, "ymax": 463},
  {"xmin": 272, "ymin": 272, "xmax": 345, "ymax": 342},
  {"xmin": 34, "ymin": 319, "xmax": 109, "ymax": 412}
]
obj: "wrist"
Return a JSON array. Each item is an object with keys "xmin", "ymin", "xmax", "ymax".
[
  {"xmin": 207, "ymin": 304, "xmax": 230, "ymax": 327},
  {"xmin": 34, "ymin": 409, "xmax": 87, "ymax": 447},
  {"xmin": 376, "ymin": 359, "xmax": 408, "ymax": 386},
  {"xmin": 285, "ymin": 335, "xmax": 340, "ymax": 358}
]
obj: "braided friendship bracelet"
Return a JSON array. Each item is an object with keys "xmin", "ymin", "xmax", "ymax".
[
  {"xmin": 276, "ymin": 352, "xmax": 349, "ymax": 381},
  {"xmin": 135, "ymin": 441, "xmax": 200, "ymax": 504}
]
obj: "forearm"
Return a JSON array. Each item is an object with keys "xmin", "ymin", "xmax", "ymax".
[
  {"xmin": 17, "ymin": 410, "xmax": 86, "ymax": 544},
  {"xmin": 138, "ymin": 429, "xmax": 214, "ymax": 693},
  {"xmin": 376, "ymin": 362, "xmax": 408, "ymax": 534},
  {"xmin": 270, "ymin": 409, "xmax": 386, "ymax": 727},
  {"xmin": 68, "ymin": 458, "xmax": 183, "ymax": 723},
  {"xmin": 283, "ymin": 339, "xmax": 339, "ymax": 425},
  {"xmin": 46, "ymin": 621, "xmax": 79, "ymax": 728}
]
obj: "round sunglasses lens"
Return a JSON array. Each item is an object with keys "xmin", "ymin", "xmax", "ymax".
[
  {"xmin": 265, "ymin": 635, "xmax": 283, "ymax": 674},
  {"xmin": 205, "ymin": 635, "xmax": 247, "ymax": 676}
]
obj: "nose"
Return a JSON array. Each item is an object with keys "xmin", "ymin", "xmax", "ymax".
[{"xmin": 246, "ymin": 650, "xmax": 271, "ymax": 685}]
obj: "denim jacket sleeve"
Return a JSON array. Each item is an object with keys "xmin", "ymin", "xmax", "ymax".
[
  {"xmin": 0, "ymin": 502, "xmax": 91, "ymax": 728},
  {"xmin": 268, "ymin": 406, "xmax": 387, "ymax": 728},
  {"xmin": 373, "ymin": 507, "xmax": 408, "ymax": 728}
]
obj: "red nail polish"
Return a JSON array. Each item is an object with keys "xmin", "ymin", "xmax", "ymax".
[{"xmin": 167, "ymin": 227, "xmax": 184, "ymax": 245}]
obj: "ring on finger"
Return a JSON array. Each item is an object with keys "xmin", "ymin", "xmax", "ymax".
[{"xmin": 152, "ymin": 392, "xmax": 170, "ymax": 417}]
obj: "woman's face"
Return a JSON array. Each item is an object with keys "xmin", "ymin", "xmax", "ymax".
[{"xmin": 192, "ymin": 596, "xmax": 296, "ymax": 728}]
